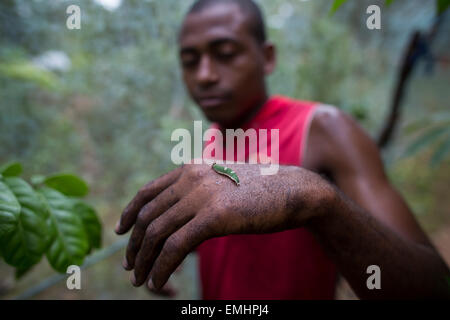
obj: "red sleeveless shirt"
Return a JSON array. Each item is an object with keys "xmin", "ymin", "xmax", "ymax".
[{"xmin": 197, "ymin": 95, "xmax": 337, "ymax": 299}]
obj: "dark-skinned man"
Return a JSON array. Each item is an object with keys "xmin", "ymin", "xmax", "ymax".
[{"xmin": 115, "ymin": 0, "xmax": 450, "ymax": 299}]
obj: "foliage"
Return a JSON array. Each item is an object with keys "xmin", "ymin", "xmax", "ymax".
[
  {"xmin": 330, "ymin": 0, "xmax": 450, "ymax": 165},
  {"xmin": 0, "ymin": 60, "xmax": 58, "ymax": 89},
  {"xmin": 404, "ymin": 113, "xmax": 450, "ymax": 167},
  {"xmin": 0, "ymin": 162, "xmax": 101, "ymax": 277}
]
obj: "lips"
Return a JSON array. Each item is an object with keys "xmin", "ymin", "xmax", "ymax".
[{"xmin": 197, "ymin": 95, "xmax": 230, "ymax": 109}]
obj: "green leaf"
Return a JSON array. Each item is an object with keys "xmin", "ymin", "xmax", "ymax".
[
  {"xmin": 431, "ymin": 135, "xmax": 450, "ymax": 167},
  {"xmin": 385, "ymin": 0, "xmax": 395, "ymax": 7},
  {"xmin": 330, "ymin": 0, "xmax": 348, "ymax": 15},
  {"xmin": 404, "ymin": 126, "xmax": 450, "ymax": 157},
  {"xmin": 437, "ymin": 0, "xmax": 450, "ymax": 14},
  {"xmin": 43, "ymin": 174, "xmax": 89, "ymax": 197},
  {"xmin": 0, "ymin": 177, "xmax": 50, "ymax": 270},
  {"xmin": 72, "ymin": 201, "xmax": 102, "ymax": 252},
  {"xmin": 404, "ymin": 113, "xmax": 450, "ymax": 134},
  {"xmin": 31, "ymin": 175, "xmax": 46, "ymax": 185},
  {"xmin": 404, "ymin": 120, "xmax": 427, "ymax": 134},
  {"xmin": 0, "ymin": 61, "xmax": 58, "ymax": 89},
  {"xmin": 15, "ymin": 264, "xmax": 35, "ymax": 279},
  {"xmin": 0, "ymin": 179, "xmax": 21, "ymax": 240},
  {"xmin": 0, "ymin": 162, "xmax": 23, "ymax": 177},
  {"xmin": 40, "ymin": 187, "xmax": 89, "ymax": 273},
  {"xmin": 350, "ymin": 104, "xmax": 367, "ymax": 121}
]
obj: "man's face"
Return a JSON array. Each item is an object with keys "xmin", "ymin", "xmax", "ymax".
[{"xmin": 178, "ymin": 3, "xmax": 273, "ymax": 126}]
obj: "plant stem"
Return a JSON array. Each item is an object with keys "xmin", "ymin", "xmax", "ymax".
[{"xmin": 12, "ymin": 237, "xmax": 128, "ymax": 300}]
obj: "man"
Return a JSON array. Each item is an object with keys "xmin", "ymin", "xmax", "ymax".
[{"xmin": 115, "ymin": 0, "xmax": 450, "ymax": 299}]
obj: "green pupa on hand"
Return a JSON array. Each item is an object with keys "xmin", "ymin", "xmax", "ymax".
[{"xmin": 212, "ymin": 163, "xmax": 240, "ymax": 186}]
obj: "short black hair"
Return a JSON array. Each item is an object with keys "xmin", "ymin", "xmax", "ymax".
[{"xmin": 186, "ymin": 0, "xmax": 267, "ymax": 44}]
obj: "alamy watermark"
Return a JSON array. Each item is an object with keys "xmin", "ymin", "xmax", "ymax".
[
  {"xmin": 366, "ymin": 265, "xmax": 381, "ymax": 290},
  {"xmin": 366, "ymin": 5, "xmax": 381, "ymax": 30},
  {"xmin": 66, "ymin": 5, "xmax": 81, "ymax": 30},
  {"xmin": 65, "ymin": 4, "xmax": 381, "ymax": 32},
  {"xmin": 66, "ymin": 265, "xmax": 81, "ymax": 290},
  {"xmin": 171, "ymin": 121, "xmax": 280, "ymax": 175}
]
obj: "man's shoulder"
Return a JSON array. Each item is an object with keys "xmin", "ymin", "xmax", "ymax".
[
  {"xmin": 304, "ymin": 103, "xmax": 379, "ymax": 171},
  {"xmin": 309, "ymin": 104, "xmax": 373, "ymax": 144},
  {"xmin": 271, "ymin": 97, "xmax": 351, "ymax": 134},
  {"xmin": 310, "ymin": 104, "xmax": 348, "ymax": 130}
]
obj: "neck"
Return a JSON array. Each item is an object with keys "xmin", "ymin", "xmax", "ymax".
[{"xmin": 218, "ymin": 93, "xmax": 269, "ymax": 131}]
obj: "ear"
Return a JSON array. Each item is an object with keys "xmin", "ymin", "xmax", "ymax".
[{"xmin": 262, "ymin": 42, "xmax": 276, "ymax": 75}]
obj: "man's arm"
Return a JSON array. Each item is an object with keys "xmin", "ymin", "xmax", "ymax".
[
  {"xmin": 115, "ymin": 106, "xmax": 449, "ymax": 298},
  {"xmin": 303, "ymin": 105, "xmax": 450, "ymax": 298}
]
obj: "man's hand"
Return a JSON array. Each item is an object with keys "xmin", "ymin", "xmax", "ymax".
[{"xmin": 115, "ymin": 163, "xmax": 335, "ymax": 291}]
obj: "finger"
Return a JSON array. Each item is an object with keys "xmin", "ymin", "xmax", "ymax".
[
  {"xmin": 149, "ymin": 214, "xmax": 216, "ymax": 291},
  {"xmin": 174, "ymin": 263, "xmax": 183, "ymax": 273},
  {"xmin": 115, "ymin": 166, "xmax": 183, "ymax": 234},
  {"xmin": 124, "ymin": 185, "xmax": 179, "ymax": 270},
  {"xmin": 147, "ymin": 280, "xmax": 177, "ymax": 298},
  {"xmin": 132, "ymin": 199, "xmax": 197, "ymax": 286}
]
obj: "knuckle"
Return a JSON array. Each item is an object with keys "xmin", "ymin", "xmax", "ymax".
[
  {"xmin": 209, "ymin": 200, "xmax": 227, "ymax": 217},
  {"xmin": 184, "ymin": 164, "xmax": 205, "ymax": 180},
  {"xmin": 135, "ymin": 189, "xmax": 146, "ymax": 201},
  {"xmin": 210, "ymin": 211, "xmax": 226, "ymax": 230},
  {"xmin": 142, "ymin": 179, "xmax": 154, "ymax": 191},
  {"xmin": 164, "ymin": 234, "xmax": 182, "ymax": 256},
  {"xmin": 136, "ymin": 203, "xmax": 152, "ymax": 229},
  {"xmin": 137, "ymin": 181, "xmax": 154, "ymax": 197},
  {"xmin": 184, "ymin": 163, "xmax": 196, "ymax": 174},
  {"xmin": 144, "ymin": 223, "xmax": 159, "ymax": 243}
]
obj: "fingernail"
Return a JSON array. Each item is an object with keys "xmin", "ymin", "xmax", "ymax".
[
  {"xmin": 115, "ymin": 221, "xmax": 121, "ymax": 233},
  {"xmin": 122, "ymin": 258, "xmax": 129, "ymax": 270},
  {"xmin": 130, "ymin": 272, "xmax": 137, "ymax": 286},
  {"xmin": 148, "ymin": 277, "xmax": 156, "ymax": 290}
]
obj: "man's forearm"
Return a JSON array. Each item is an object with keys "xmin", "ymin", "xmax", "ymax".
[{"xmin": 304, "ymin": 185, "xmax": 450, "ymax": 299}]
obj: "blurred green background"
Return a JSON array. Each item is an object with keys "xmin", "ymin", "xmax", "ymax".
[{"xmin": 0, "ymin": 0, "xmax": 449, "ymax": 299}]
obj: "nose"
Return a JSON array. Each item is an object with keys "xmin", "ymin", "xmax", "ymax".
[{"xmin": 196, "ymin": 55, "xmax": 219, "ymax": 87}]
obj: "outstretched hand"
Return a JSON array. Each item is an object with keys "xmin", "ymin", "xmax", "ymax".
[{"xmin": 115, "ymin": 163, "xmax": 335, "ymax": 291}]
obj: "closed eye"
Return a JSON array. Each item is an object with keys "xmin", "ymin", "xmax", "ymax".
[
  {"xmin": 212, "ymin": 40, "xmax": 240, "ymax": 62},
  {"xmin": 180, "ymin": 51, "xmax": 199, "ymax": 68}
]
